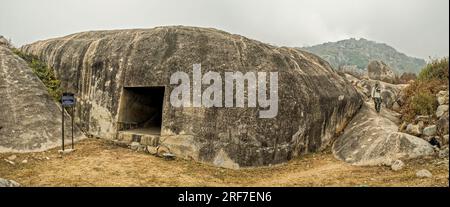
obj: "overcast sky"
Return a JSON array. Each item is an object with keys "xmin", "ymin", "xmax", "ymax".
[{"xmin": 1, "ymin": 0, "xmax": 448, "ymax": 59}]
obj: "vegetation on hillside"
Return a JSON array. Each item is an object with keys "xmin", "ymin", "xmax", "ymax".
[
  {"xmin": 12, "ymin": 49, "xmax": 62, "ymax": 101},
  {"xmin": 400, "ymin": 57, "xmax": 449, "ymax": 121},
  {"xmin": 301, "ymin": 38, "xmax": 426, "ymax": 74}
]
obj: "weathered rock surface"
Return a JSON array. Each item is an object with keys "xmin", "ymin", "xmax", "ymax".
[
  {"xmin": 341, "ymin": 73, "xmax": 405, "ymax": 109},
  {"xmin": 0, "ymin": 44, "xmax": 84, "ymax": 152},
  {"xmin": 423, "ymin": 125, "xmax": 437, "ymax": 137},
  {"xmin": 21, "ymin": 26, "xmax": 363, "ymax": 168},
  {"xmin": 416, "ymin": 169, "xmax": 432, "ymax": 178},
  {"xmin": 437, "ymin": 90, "xmax": 449, "ymax": 105},
  {"xmin": 333, "ymin": 102, "xmax": 435, "ymax": 166},
  {"xmin": 367, "ymin": 60, "xmax": 397, "ymax": 84},
  {"xmin": 391, "ymin": 159, "xmax": 405, "ymax": 171},
  {"xmin": 0, "ymin": 178, "xmax": 20, "ymax": 187},
  {"xmin": 436, "ymin": 105, "xmax": 448, "ymax": 118},
  {"xmin": 406, "ymin": 123, "xmax": 423, "ymax": 136}
]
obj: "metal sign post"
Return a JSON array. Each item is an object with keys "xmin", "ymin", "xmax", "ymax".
[{"xmin": 61, "ymin": 92, "xmax": 76, "ymax": 151}]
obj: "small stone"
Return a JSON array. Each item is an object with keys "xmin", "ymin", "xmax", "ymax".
[
  {"xmin": 437, "ymin": 116, "xmax": 449, "ymax": 135},
  {"xmin": 0, "ymin": 178, "xmax": 20, "ymax": 187},
  {"xmin": 146, "ymin": 146, "xmax": 157, "ymax": 155},
  {"xmin": 130, "ymin": 142, "xmax": 141, "ymax": 151},
  {"xmin": 406, "ymin": 123, "xmax": 422, "ymax": 136},
  {"xmin": 21, "ymin": 159, "xmax": 28, "ymax": 164},
  {"xmin": 45, "ymin": 157, "xmax": 50, "ymax": 160},
  {"xmin": 4, "ymin": 159, "xmax": 15, "ymax": 165},
  {"xmin": 162, "ymin": 152, "xmax": 176, "ymax": 160},
  {"xmin": 436, "ymin": 105, "xmax": 449, "ymax": 118},
  {"xmin": 156, "ymin": 145, "xmax": 171, "ymax": 157},
  {"xmin": 423, "ymin": 125, "xmax": 437, "ymax": 136},
  {"xmin": 437, "ymin": 91, "xmax": 449, "ymax": 105},
  {"xmin": 58, "ymin": 149, "xmax": 75, "ymax": 154},
  {"xmin": 438, "ymin": 147, "xmax": 449, "ymax": 159},
  {"xmin": 391, "ymin": 160, "xmax": 405, "ymax": 171},
  {"xmin": 443, "ymin": 135, "xmax": 449, "ymax": 146},
  {"xmin": 416, "ymin": 169, "xmax": 433, "ymax": 178},
  {"xmin": 7, "ymin": 155, "xmax": 17, "ymax": 161},
  {"xmin": 392, "ymin": 102, "xmax": 400, "ymax": 111}
]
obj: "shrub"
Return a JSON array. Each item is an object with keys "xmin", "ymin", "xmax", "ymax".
[
  {"xmin": 400, "ymin": 57, "xmax": 448, "ymax": 121},
  {"xmin": 12, "ymin": 49, "xmax": 62, "ymax": 101},
  {"xmin": 418, "ymin": 57, "xmax": 449, "ymax": 82},
  {"xmin": 410, "ymin": 92, "xmax": 437, "ymax": 116}
]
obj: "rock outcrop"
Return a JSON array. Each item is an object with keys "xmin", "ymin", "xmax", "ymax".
[
  {"xmin": 21, "ymin": 26, "xmax": 363, "ymax": 168},
  {"xmin": 368, "ymin": 60, "xmax": 397, "ymax": 84},
  {"xmin": 332, "ymin": 101, "xmax": 435, "ymax": 166},
  {"xmin": 342, "ymin": 73, "xmax": 406, "ymax": 109},
  {"xmin": 0, "ymin": 44, "xmax": 84, "ymax": 152},
  {"xmin": 0, "ymin": 36, "xmax": 11, "ymax": 48}
]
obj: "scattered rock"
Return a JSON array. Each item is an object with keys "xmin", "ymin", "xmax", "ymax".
[
  {"xmin": 416, "ymin": 169, "xmax": 433, "ymax": 178},
  {"xmin": 392, "ymin": 102, "xmax": 400, "ymax": 111},
  {"xmin": 21, "ymin": 159, "xmax": 28, "ymax": 164},
  {"xmin": 443, "ymin": 135, "xmax": 449, "ymax": 146},
  {"xmin": 437, "ymin": 116, "xmax": 449, "ymax": 135},
  {"xmin": 415, "ymin": 115, "xmax": 431, "ymax": 122},
  {"xmin": 156, "ymin": 145, "xmax": 171, "ymax": 157},
  {"xmin": 406, "ymin": 123, "xmax": 422, "ymax": 136},
  {"xmin": 0, "ymin": 178, "xmax": 20, "ymax": 187},
  {"xmin": 146, "ymin": 146, "xmax": 157, "ymax": 155},
  {"xmin": 436, "ymin": 105, "xmax": 449, "ymax": 118},
  {"xmin": 367, "ymin": 60, "xmax": 396, "ymax": 84},
  {"xmin": 437, "ymin": 90, "xmax": 449, "ymax": 105},
  {"xmin": 391, "ymin": 160, "xmax": 405, "ymax": 171},
  {"xmin": 162, "ymin": 152, "xmax": 176, "ymax": 160},
  {"xmin": 112, "ymin": 140, "xmax": 129, "ymax": 148},
  {"xmin": 438, "ymin": 147, "xmax": 449, "ymax": 159},
  {"xmin": 58, "ymin": 149, "xmax": 75, "ymax": 154},
  {"xmin": 7, "ymin": 155, "xmax": 17, "ymax": 161},
  {"xmin": 130, "ymin": 142, "xmax": 141, "ymax": 151},
  {"xmin": 423, "ymin": 125, "xmax": 437, "ymax": 136},
  {"xmin": 4, "ymin": 159, "xmax": 15, "ymax": 165}
]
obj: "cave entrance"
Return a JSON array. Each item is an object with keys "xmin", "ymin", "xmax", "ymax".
[{"xmin": 118, "ymin": 86, "xmax": 165, "ymax": 135}]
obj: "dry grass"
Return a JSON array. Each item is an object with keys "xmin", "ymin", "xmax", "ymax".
[{"xmin": 0, "ymin": 138, "xmax": 448, "ymax": 187}]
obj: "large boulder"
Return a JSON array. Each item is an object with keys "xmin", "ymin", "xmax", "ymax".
[
  {"xmin": 333, "ymin": 103, "xmax": 435, "ymax": 166},
  {"xmin": 0, "ymin": 44, "xmax": 84, "ymax": 152},
  {"xmin": 367, "ymin": 60, "xmax": 397, "ymax": 84},
  {"xmin": 20, "ymin": 26, "xmax": 363, "ymax": 168}
]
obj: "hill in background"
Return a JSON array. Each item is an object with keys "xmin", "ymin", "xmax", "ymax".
[{"xmin": 300, "ymin": 38, "xmax": 426, "ymax": 74}]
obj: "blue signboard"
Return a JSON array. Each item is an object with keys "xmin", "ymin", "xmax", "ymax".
[{"xmin": 61, "ymin": 93, "xmax": 76, "ymax": 107}]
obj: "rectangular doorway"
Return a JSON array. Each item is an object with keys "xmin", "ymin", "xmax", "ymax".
[{"xmin": 118, "ymin": 86, "xmax": 165, "ymax": 135}]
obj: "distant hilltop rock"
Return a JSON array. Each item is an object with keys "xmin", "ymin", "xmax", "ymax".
[
  {"xmin": 0, "ymin": 35, "xmax": 11, "ymax": 48},
  {"xmin": 367, "ymin": 60, "xmax": 397, "ymax": 84},
  {"xmin": 300, "ymin": 38, "xmax": 426, "ymax": 74}
]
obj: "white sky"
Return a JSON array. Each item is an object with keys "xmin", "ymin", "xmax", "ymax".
[{"xmin": 1, "ymin": 0, "xmax": 448, "ymax": 59}]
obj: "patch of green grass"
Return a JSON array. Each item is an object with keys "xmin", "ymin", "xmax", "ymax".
[
  {"xmin": 12, "ymin": 49, "xmax": 62, "ymax": 101},
  {"xmin": 410, "ymin": 92, "xmax": 437, "ymax": 116},
  {"xmin": 418, "ymin": 57, "xmax": 449, "ymax": 82}
]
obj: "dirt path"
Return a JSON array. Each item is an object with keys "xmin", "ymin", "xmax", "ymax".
[{"xmin": 1, "ymin": 138, "xmax": 448, "ymax": 187}]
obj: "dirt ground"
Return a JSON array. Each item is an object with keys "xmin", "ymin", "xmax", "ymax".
[{"xmin": 0, "ymin": 138, "xmax": 448, "ymax": 187}]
